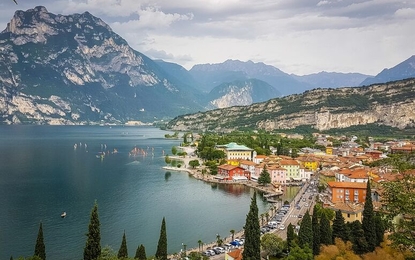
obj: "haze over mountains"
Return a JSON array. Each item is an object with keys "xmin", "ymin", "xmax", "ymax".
[{"xmin": 0, "ymin": 6, "xmax": 414, "ymax": 125}]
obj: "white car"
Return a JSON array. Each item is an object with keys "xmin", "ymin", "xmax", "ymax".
[
  {"xmin": 214, "ymin": 247, "xmax": 225, "ymax": 253},
  {"xmin": 234, "ymin": 238, "xmax": 244, "ymax": 245},
  {"xmin": 279, "ymin": 224, "xmax": 285, "ymax": 230}
]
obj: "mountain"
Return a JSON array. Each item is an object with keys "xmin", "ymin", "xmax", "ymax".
[
  {"xmin": 207, "ymin": 79, "xmax": 281, "ymax": 108},
  {"xmin": 189, "ymin": 59, "xmax": 310, "ymax": 96},
  {"xmin": 166, "ymin": 78, "xmax": 415, "ymax": 132},
  {"xmin": 360, "ymin": 55, "xmax": 415, "ymax": 86},
  {"xmin": 0, "ymin": 6, "xmax": 204, "ymax": 125},
  {"xmin": 154, "ymin": 60, "xmax": 200, "ymax": 90},
  {"xmin": 292, "ymin": 71, "xmax": 371, "ymax": 89}
]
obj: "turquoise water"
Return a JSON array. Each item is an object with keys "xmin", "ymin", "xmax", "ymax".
[{"xmin": 0, "ymin": 126, "xmax": 278, "ymax": 259}]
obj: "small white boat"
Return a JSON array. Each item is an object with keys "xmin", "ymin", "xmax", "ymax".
[{"xmin": 61, "ymin": 212, "xmax": 67, "ymax": 218}]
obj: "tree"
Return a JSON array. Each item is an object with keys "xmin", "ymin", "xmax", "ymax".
[
  {"xmin": 171, "ymin": 146, "xmax": 177, "ymax": 155},
  {"xmin": 381, "ymin": 172, "xmax": 415, "ymax": 253},
  {"xmin": 230, "ymin": 229, "xmax": 235, "ymax": 241},
  {"xmin": 258, "ymin": 166, "xmax": 271, "ymax": 186},
  {"xmin": 373, "ymin": 213, "xmax": 385, "ymax": 247},
  {"xmin": 298, "ymin": 210, "xmax": 313, "ymax": 248},
  {"xmin": 348, "ymin": 220, "xmax": 369, "ymax": 255},
  {"xmin": 285, "ymin": 243, "xmax": 313, "ymax": 260},
  {"xmin": 155, "ymin": 217, "xmax": 167, "ymax": 260},
  {"xmin": 286, "ymin": 223, "xmax": 296, "ymax": 250},
  {"xmin": 320, "ymin": 212, "xmax": 332, "ymax": 246},
  {"xmin": 242, "ymin": 191, "xmax": 261, "ymax": 260},
  {"xmin": 189, "ymin": 160, "xmax": 200, "ymax": 168},
  {"xmin": 135, "ymin": 244, "xmax": 146, "ymax": 260},
  {"xmin": 197, "ymin": 240, "xmax": 203, "ymax": 252},
  {"xmin": 164, "ymin": 155, "xmax": 171, "ymax": 164},
  {"xmin": 117, "ymin": 231, "xmax": 128, "ymax": 259},
  {"xmin": 332, "ymin": 210, "xmax": 348, "ymax": 243},
  {"xmin": 34, "ymin": 222, "xmax": 46, "ymax": 260},
  {"xmin": 315, "ymin": 238, "xmax": 361, "ymax": 260},
  {"xmin": 362, "ymin": 180, "xmax": 376, "ymax": 252},
  {"xmin": 84, "ymin": 201, "xmax": 101, "ymax": 260},
  {"xmin": 312, "ymin": 206, "xmax": 321, "ymax": 256},
  {"xmin": 260, "ymin": 233, "xmax": 285, "ymax": 257}
]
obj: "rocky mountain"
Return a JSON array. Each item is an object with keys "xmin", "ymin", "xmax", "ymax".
[
  {"xmin": 292, "ymin": 71, "xmax": 371, "ymax": 89},
  {"xmin": 166, "ymin": 78, "xmax": 415, "ymax": 132},
  {"xmin": 189, "ymin": 59, "xmax": 310, "ymax": 96},
  {"xmin": 0, "ymin": 6, "xmax": 204, "ymax": 125},
  {"xmin": 360, "ymin": 55, "xmax": 415, "ymax": 86},
  {"xmin": 207, "ymin": 79, "xmax": 281, "ymax": 109}
]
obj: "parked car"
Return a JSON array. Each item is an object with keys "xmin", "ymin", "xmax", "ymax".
[
  {"xmin": 234, "ymin": 238, "xmax": 244, "ymax": 245},
  {"xmin": 230, "ymin": 240, "xmax": 241, "ymax": 246},
  {"xmin": 213, "ymin": 247, "xmax": 225, "ymax": 254},
  {"xmin": 298, "ymin": 214, "xmax": 303, "ymax": 218},
  {"xmin": 202, "ymin": 251, "xmax": 211, "ymax": 256},
  {"xmin": 207, "ymin": 250, "xmax": 216, "ymax": 256},
  {"xmin": 279, "ymin": 224, "xmax": 286, "ymax": 230}
]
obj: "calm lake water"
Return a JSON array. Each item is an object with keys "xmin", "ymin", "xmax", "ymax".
[{"xmin": 0, "ymin": 126, "xmax": 299, "ymax": 259}]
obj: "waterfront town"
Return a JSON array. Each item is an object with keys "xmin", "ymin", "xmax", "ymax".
[{"xmin": 164, "ymin": 132, "xmax": 415, "ymax": 259}]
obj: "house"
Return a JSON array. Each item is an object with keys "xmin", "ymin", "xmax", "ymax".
[
  {"xmin": 327, "ymin": 181, "xmax": 367, "ymax": 203},
  {"xmin": 280, "ymin": 159, "xmax": 300, "ymax": 181},
  {"xmin": 335, "ymin": 168, "xmax": 369, "ymax": 183},
  {"xmin": 299, "ymin": 156, "xmax": 319, "ymax": 171},
  {"xmin": 225, "ymin": 248, "xmax": 242, "ymax": 260},
  {"xmin": 327, "ymin": 202, "xmax": 364, "ymax": 223},
  {"xmin": 217, "ymin": 165, "xmax": 247, "ymax": 181},
  {"xmin": 253, "ymin": 155, "xmax": 267, "ymax": 164},
  {"xmin": 266, "ymin": 165, "xmax": 287, "ymax": 185},
  {"xmin": 239, "ymin": 159, "xmax": 257, "ymax": 177},
  {"xmin": 216, "ymin": 142, "xmax": 255, "ymax": 160}
]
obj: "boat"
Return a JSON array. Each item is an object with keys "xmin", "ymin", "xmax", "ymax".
[{"xmin": 61, "ymin": 212, "xmax": 67, "ymax": 218}]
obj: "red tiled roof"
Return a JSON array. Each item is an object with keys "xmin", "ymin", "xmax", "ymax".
[{"xmin": 327, "ymin": 181, "xmax": 367, "ymax": 189}]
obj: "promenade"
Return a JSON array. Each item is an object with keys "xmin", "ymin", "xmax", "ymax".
[{"xmin": 164, "ymin": 147, "xmax": 305, "ymax": 258}]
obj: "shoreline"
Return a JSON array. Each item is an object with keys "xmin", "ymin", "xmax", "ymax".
[{"xmin": 163, "ymin": 155, "xmax": 302, "ymax": 257}]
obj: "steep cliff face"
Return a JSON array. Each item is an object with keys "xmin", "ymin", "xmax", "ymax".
[
  {"xmin": 166, "ymin": 78, "xmax": 415, "ymax": 131},
  {"xmin": 0, "ymin": 6, "xmax": 203, "ymax": 124}
]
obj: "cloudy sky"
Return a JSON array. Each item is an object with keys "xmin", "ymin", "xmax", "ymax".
[{"xmin": 1, "ymin": 0, "xmax": 414, "ymax": 75}]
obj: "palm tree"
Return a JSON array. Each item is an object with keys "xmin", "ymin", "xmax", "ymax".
[
  {"xmin": 265, "ymin": 212, "xmax": 270, "ymax": 223},
  {"xmin": 197, "ymin": 240, "xmax": 203, "ymax": 252},
  {"xmin": 230, "ymin": 230, "xmax": 235, "ymax": 241},
  {"xmin": 260, "ymin": 213, "xmax": 265, "ymax": 226}
]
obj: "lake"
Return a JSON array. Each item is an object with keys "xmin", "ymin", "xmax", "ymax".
[{"xmin": 0, "ymin": 126, "xmax": 299, "ymax": 259}]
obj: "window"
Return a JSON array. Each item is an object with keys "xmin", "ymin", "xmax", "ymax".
[{"xmin": 347, "ymin": 213, "xmax": 350, "ymax": 218}]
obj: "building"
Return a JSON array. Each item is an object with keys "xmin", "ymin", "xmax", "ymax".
[
  {"xmin": 266, "ymin": 165, "xmax": 287, "ymax": 185},
  {"xmin": 328, "ymin": 202, "xmax": 364, "ymax": 223},
  {"xmin": 335, "ymin": 168, "xmax": 369, "ymax": 183},
  {"xmin": 280, "ymin": 159, "xmax": 300, "ymax": 181},
  {"xmin": 225, "ymin": 248, "xmax": 242, "ymax": 260},
  {"xmin": 327, "ymin": 181, "xmax": 367, "ymax": 203},
  {"xmin": 216, "ymin": 142, "xmax": 254, "ymax": 160},
  {"xmin": 217, "ymin": 165, "xmax": 248, "ymax": 181}
]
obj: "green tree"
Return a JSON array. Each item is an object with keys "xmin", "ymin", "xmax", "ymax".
[
  {"xmin": 84, "ymin": 201, "xmax": 101, "ymax": 260},
  {"xmin": 98, "ymin": 246, "xmax": 118, "ymax": 260},
  {"xmin": 155, "ymin": 217, "xmax": 167, "ymax": 260},
  {"xmin": 260, "ymin": 233, "xmax": 285, "ymax": 257},
  {"xmin": 312, "ymin": 206, "xmax": 320, "ymax": 256},
  {"xmin": 197, "ymin": 240, "xmax": 203, "ymax": 252},
  {"xmin": 374, "ymin": 213, "xmax": 385, "ymax": 247},
  {"xmin": 348, "ymin": 220, "xmax": 368, "ymax": 255},
  {"xmin": 298, "ymin": 210, "xmax": 313, "ymax": 248},
  {"xmin": 258, "ymin": 166, "xmax": 271, "ymax": 186},
  {"xmin": 135, "ymin": 244, "xmax": 146, "ymax": 260},
  {"xmin": 164, "ymin": 155, "xmax": 171, "ymax": 164},
  {"xmin": 242, "ymin": 191, "xmax": 261, "ymax": 260},
  {"xmin": 286, "ymin": 223, "xmax": 296, "ymax": 250},
  {"xmin": 230, "ymin": 229, "xmax": 235, "ymax": 241},
  {"xmin": 381, "ymin": 172, "xmax": 415, "ymax": 253},
  {"xmin": 319, "ymin": 212, "xmax": 332, "ymax": 245},
  {"xmin": 189, "ymin": 160, "xmax": 200, "ymax": 168},
  {"xmin": 362, "ymin": 180, "xmax": 376, "ymax": 252},
  {"xmin": 332, "ymin": 210, "xmax": 347, "ymax": 243},
  {"xmin": 34, "ymin": 222, "xmax": 46, "ymax": 260},
  {"xmin": 284, "ymin": 243, "xmax": 313, "ymax": 260},
  {"xmin": 171, "ymin": 146, "xmax": 177, "ymax": 155},
  {"xmin": 117, "ymin": 231, "xmax": 128, "ymax": 259}
]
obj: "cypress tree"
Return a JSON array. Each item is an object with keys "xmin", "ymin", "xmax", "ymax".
[
  {"xmin": 135, "ymin": 244, "xmax": 147, "ymax": 260},
  {"xmin": 117, "ymin": 231, "xmax": 128, "ymax": 259},
  {"xmin": 242, "ymin": 191, "xmax": 261, "ymax": 260},
  {"xmin": 319, "ymin": 212, "xmax": 332, "ymax": 245},
  {"xmin": 332, "ymin": 210, "xmax": 347, "ymax": 243},
  {"xmin": 362, "ymin": 180, "xmax": 376, "ymax": 252},
  {"xmin": 349, "ymin": 220, "xmax": 368, "ymax": 255},
  {"xmin": 83, "ymin": 201, "xmax": 101, "ymax": 260},
  {"xmin": 34, "ymin": 222, "xmax": 46, "ymax": 260},
  {"xmin": 312, "ymin": 206, "xmax": 320, "ymax": 256},
  {"xmin": 155, "ymin": 217, "xmax": 167, "ymax": 260},
  {"xmin": 374, "ymin": 213, "xmax": 385, "ymax": 246},
  {"xmin": 286, "ymin": 223, "xmax": 295, "ymax": 250},
  {"xmin": 298, "ymin": 210, "xmax": 313, "ymax": 248}
]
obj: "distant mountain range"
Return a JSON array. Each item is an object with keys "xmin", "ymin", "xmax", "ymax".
[{"xmin": 0, "ymin": 6, "xmax": 414, "ymax": 125}]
